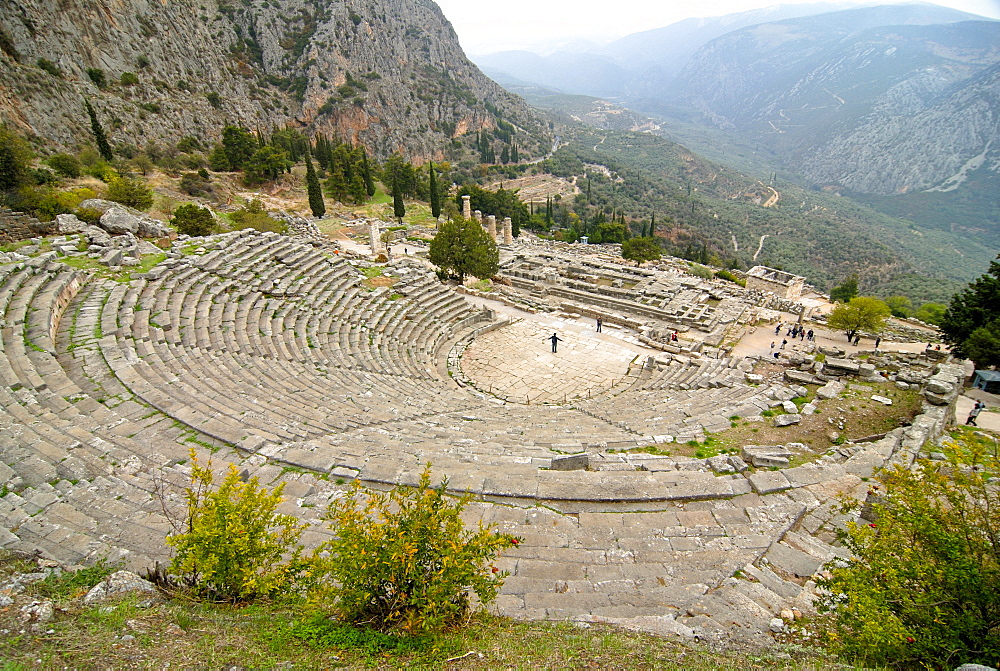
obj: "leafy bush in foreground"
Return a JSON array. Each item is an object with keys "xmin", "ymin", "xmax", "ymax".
[
  {"xmin": 309, "ymin": 465, "xmax": 519, "ymax": 633},
  {"xmin": 817, "ymin": 430, "xmax": 1000, "ymax": 667},
  {"xmin": 166, "ymin": 451, "xmax": 307, "ymax": 602}
]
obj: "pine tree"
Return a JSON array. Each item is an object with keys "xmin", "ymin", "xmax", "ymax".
[
  {"xmin": 324, "ymin": 153, "xmax": 348, "ymax": 203},
  {"xmin": 348, "ymin": 170, "xmax": 367, "ymax": 205},
  {"xmin": 305, "ymin": 152, "xmax": 325, "ymax": 217},
  {"xmin": 85, "ymin": 100, "xmax": 113, "ymax": 162},
  {"xmin": 428, "ymin": 161, "xmax": 441, "ymax": 219},
  {"xmin": 392, "ymin": 174, "xmax": 405, "ymax": 223}
]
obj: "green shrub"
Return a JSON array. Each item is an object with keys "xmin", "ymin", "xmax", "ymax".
[
  {"xmin": 171, "ymin": 203, "xmax": 216, "ymax": 236},
  {"xmin": 120, "ymin": 71, "xmax": 139, "ymax": 86},
  {"xmin": 166, "ymin": 450, "xmax": 307, "ymax": 602},
  {"xmin": 84, "ymin": 161, "xmax": 118, "ymax": 182},
  {"xmin": 715, "ymin": 269, "xmax": 746, "ymax": 286},
  {"xmin": 179, "ymin": 172, "xmax": 213, "ymax": 197},
  {"xmin": 139, "ymin": 102, "xmax": 161, "ymax": 113},
  {"xmin": 206, "ymin": 91, "xmax": 222, "ymax": 109},
  {"xmin": 229, "ymin": 199, "xmax": 284, "ymax": 234},
  {"xmin": 85, "ymin": 67, "xmax": 106, "ymax": 88},
  {"xmin": 309, "ymin": 465, "xmax": 519, "ymax": 634},
  {"xmin": 75, "ymin": 206, "xmax": 103, "ymax": 225},
  {"xmin": 687, "ymin": 263, "xmax": 714, "ymax": 280},
  {"xmin": 106, "ymin": 176, "xmax": 154, "ymax": 210},
  {"xmin": 36, "ymin": 57, "xmax": 62, "ymax": 77},
  {"xmin": 817, "ymin": 431, "xmax": 1000, "ymax": 667},
  {"xmin": 47, "ymin": 153, "xmax": 82, "ymax": 178}
]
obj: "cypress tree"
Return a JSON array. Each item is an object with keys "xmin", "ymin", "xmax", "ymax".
[
  {"xmin": 428, "ymin": 161, "xmax": 441, "ymax": 219},
  {"xmin": 649, "ymin": 213, "xmax": 655, "ymax": 238},
  {"xmin": 85, "ymin": 100, "xmax": 113, "ymax": 162},
  {"xmin": 361, "ymin": 150, "xmax": 375, "ymax": 197},
  {"xmin": 305, "ymin": 152, "xmax": 325, "ymax": 217},
  {"xmin": 392, "ymin": 174, "xmax": 405, "ymax": 223}
]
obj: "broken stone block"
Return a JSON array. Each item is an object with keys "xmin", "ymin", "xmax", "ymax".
[
  {"xmin": 101, "ymin": 249, "xmax": 122, "ymax": 267},
  {"xmin": 549, "ymin": 453, "xmax": 589, "ymax": 471},
  {"xmin": 925, "ymin": 379, "xmax": 954, "ymax": 395},
  {"xmin": 774, "ymin": 414, "xmax": 802, "ymax": 427},
  {"xmin": 870, "ymin": 395, "xmax": 892, "ymax": 406},
  {"xmin": 816, "ymin": 380, "xmax": 844, "ymax": 400}
]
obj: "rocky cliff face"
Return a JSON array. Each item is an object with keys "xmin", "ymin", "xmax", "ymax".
[
  {"xmin": 0, "ymin": 0, "xmax": 547, "ymax": 160},
  {"xmin": 672, "ymin": 11, "xmax": 1000, "ymax": 195}
]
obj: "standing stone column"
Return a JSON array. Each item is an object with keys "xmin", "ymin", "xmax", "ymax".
[
  {"xmin": 368, "ymin": 221, "xmax": 382, "ymax": 254},
  {"xmin": 502, "ymin": 217, "xmax": 513, "ymax": 245},
  {"xmin": 486, "ymin": 215, "xmax": 497, "ymax": 240},
  {"xmin": 462, "ymin": 195, "xmax": 472, "ymax": 219}
]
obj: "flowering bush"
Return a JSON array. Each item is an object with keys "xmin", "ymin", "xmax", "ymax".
[
  {"xmin": 309, "ymin": 465, "xmax": 520, "ymax": 633},
  {"xmin": 817, "ymin": 429, "xmax": 1000, "ymax": 667}
]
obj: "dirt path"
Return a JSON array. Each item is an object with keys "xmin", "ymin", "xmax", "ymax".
[
  {"xmin": 752, "ymin": 234, "xmax": 770, "ymax": 261},
  {"xmin": 762, "ymin": 186, "xmax": 780, "ymax": 208}
]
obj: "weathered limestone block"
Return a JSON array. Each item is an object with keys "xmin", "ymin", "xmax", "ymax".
[
  {"xmin": 774, "ymin": 414, "xmax": 802, "ymax": 427},
  {"xmin": 99, "ymin": 206, "xmax": 140, "ymax": 235},
  {"xmin": 549, "ymin": 453, "xmax": 589, "ymax": 471},
  {"xmin": 815, "ymin": 380, "xmax": 844, "ymax": 400},
  {"xmin": 823, "ymin": 358, "xmax": 860, "ymax": 375},
  {"xmin": 748, "ymin": 471, "xmax": 792, "ymax": 494}
]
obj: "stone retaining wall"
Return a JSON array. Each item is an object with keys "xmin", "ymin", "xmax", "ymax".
[{"xmin": 0, "ymin": 209, "xmax": 57, "ymax": 244}]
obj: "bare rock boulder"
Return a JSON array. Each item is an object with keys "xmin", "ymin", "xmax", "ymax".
[
  {"xmin": 99, "ymin": 206, "xmax": 140, "ymax": 236},
  {"xmin": 83, "ymin": 570, "xmax": 159, "ymax": 604}
]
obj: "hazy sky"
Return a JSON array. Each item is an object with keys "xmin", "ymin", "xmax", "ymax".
[{"xmin": 433, "ymin": 0, "xmax": 1000, "ymax": 54}]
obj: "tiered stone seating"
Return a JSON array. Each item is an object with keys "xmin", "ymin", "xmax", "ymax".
[
  {"xmin": 81, "ymin": 231, "xmax": 494, "ymax": 448},
  {"xmin": 640, "ymin": 355, "xmax": 747, "ymax": 391},
  {"xmin": 0, "ymin": 228, "xmax": 966, "ymax": 645}
]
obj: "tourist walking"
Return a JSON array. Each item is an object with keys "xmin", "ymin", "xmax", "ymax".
[
  {"xmin": 548, "ymin": 332, "xmax": 563, "ymax": 353},
  {"xmin": 967, "ymin": 400, "xmax": 986, "ymax": 426},
  {"xmin": 875, "ymin": 336, "xmax": 881, "ymax": 350},
  {"xmin": 781, "ymin": 339, "xmax": 787, "ymax": 349},
  {"xmin": 596, "ymin": 317, "xmax": 602, "ymax": 333},
  {"xmin": 775, "ymin": 323, "xmax": 782, "ymax": 335}
]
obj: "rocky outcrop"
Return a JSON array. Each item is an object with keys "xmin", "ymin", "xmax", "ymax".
[{"xmin": 0, "ymin": 0, "xmax": 548, "ymax": 162}]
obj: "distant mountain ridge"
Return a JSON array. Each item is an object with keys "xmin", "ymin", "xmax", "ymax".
[
  {"xmin": 672, "ymin": 14, "xmax": 1000, "ymax": 196},
  {"xmin": 0, "ymin": 0, "xmax": 548, "ymax": 161},
  {"xmin": 471, "ymin": 2, "xmax": 982, "ymax": 99}
]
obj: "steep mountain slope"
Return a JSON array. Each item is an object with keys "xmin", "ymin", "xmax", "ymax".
[
  {"xmin": 0, "ymin": 0, "xmax": 548, "ymax": 160},
  {"xmin": 673, "ymin": 14, "xmax": 1000, "ymax": 194}
]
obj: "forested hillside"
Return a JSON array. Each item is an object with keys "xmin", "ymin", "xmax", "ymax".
[{"xmin": 530, "ymin": 128, "xmax": 985, "ymax": 304}]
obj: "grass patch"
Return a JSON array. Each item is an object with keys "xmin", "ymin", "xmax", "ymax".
[{"xmin": 0, "ymin": 595, "xmax": 836, "ymax": 669}]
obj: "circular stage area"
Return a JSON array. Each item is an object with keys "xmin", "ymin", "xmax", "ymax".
[{"xmin": 459, "ymin": 319, "xmax": 641, "ymax": 404}]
